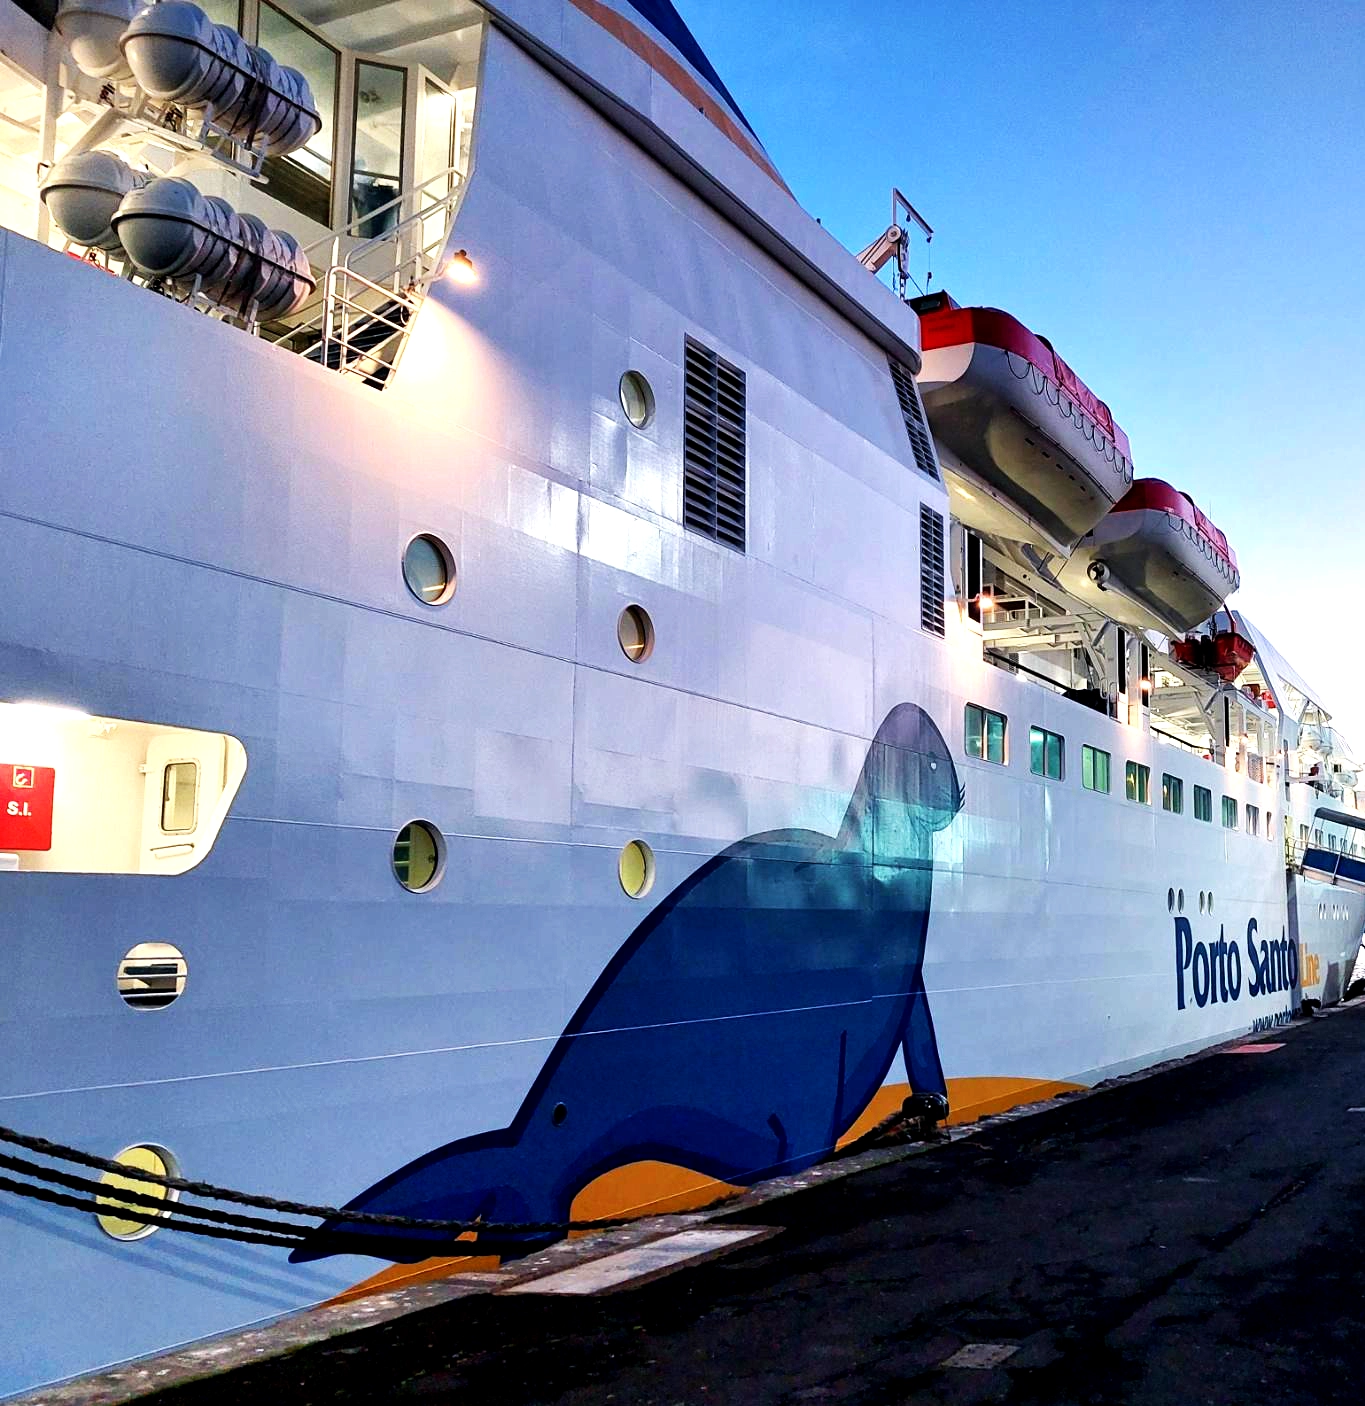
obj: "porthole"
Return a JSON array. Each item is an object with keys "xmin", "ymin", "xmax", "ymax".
[
  {"xmin": 551, "ymin": 1102, "xmax": 568, "ymax": 1127},
  {"xmin": 402, "ymin": 534, "xmax": 457, "ymax": 607},
  {"xmin": 617, "ymin": 605, "xmax": 655, "ymax": 663},
  {"xmin": 618, "ymin": 370, "xmax": 655, "ymax": 429},
  {"xmin": 1177, "ymin": 889, "xmax": 1185, "ymax": 914},
  {"xmin": 117, "ymin": 942, "xmax": 187, "ymax": 1010},
  {"xmin": 1166, "ymin": 888, "xmax": 1174, "ymax": 914},
  {"xmin": 1199, "ymin": 891, "xmax": 1206, "ymax": 914},
  {"xmin": 392, "ymin": 820, "xmax": 445, "ymax": 892},
  {"xmin": 96, "ymin": 1144, "xmax": 178, "ymax": 1241},
  {"xmin": 1208, "ymin": 892, "xmax": 1214, "ymax": 914},
  {"xmin": 618, "ymin": 839, "xmax": 656, "ymax": 899}
]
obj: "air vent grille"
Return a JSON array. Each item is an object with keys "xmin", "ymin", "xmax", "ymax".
[
  {"xmin": 919, "ymin": 504, "xmax": 946, "ymax": 637},
  {"xmin": 683, "ymin": 337, "xmax": 746, "ymax": 552},
  {"xmin": 890, "ymin": 359, "xmax": 939, "ymax": 479}
]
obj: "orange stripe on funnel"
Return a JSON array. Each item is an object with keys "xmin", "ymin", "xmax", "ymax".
[{"xmin": 566, "ymin": 0, "xmax": 791, "ymax": 193}]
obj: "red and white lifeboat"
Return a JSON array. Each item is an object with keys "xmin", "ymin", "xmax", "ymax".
[
  {"xmin": 913, "ymin": 292, "xmax": 1134, "ymax": 551},
  {"xmin": 1060, "ymin": 479, "xmax": 1241, "ymax": 636}
]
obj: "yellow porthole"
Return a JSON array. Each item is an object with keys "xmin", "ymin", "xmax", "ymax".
[
  {"xmin": 393, "ymin": 820, "xmax": 445, "ymax": 892},
  {"xmin": 618, "ymin": 839, "xmax": 656, "ymax": 899},
  {"xmin": 619, "ymin": 370, "xmax": 656, "ymax": 429},
  {"xmin": 617, "ymin": 605, "xmax": 654, "ymax": 663},
  {"xmin": 96, "ymin": 1144, "xmax": 178, "ymax": 1241}
]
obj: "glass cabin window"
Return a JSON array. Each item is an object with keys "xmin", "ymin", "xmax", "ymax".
[
  {"xmin": 1246, "ymin": 804, "xmax": 1260, "ymax": 836},
  {"xmin": 1125, "ymin": 762, "xmax": 1151, "ymax": 804},
  {"xmin": 1030, "ymin": 726, "xmax": 1064, "ymax": 781},
  {"xmin": 1194, "ymin": 785, "xmax": 1213, "ymax": 822},
  {"xmin": 259, "ymin": 3, "xmax": 339, "ymax": 226},
  {"xmin": 1082, "ymin": 745, "xmax": 1110, "ymax": 793},
  {"xmin": 964, "ymin": 704, "xmax": 1006, "ymax": 765},
  {"xmin": 1161, "ymin": 774, "xmax": 1184, "ymax": 814},
  {"xmin": 1222, "ymin": 796, "xmax": 1238, "ymax": 829},
  {"xmin": 351, "ymin": 61, "xmax": 407, "ymax": 239},
  {"xmin": 160, "ymin": 762, "xmax": 198, "ymax": 833}
]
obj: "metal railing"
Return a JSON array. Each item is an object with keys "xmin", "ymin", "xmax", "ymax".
[{"xmin": 274, "ymin": 163, "xmax": 464, "ymax": 385}]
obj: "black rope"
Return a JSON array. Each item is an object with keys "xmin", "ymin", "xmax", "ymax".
[
  {"xmin": 0, "ymin": 1174, "xmax": 307, "ymax": 1249},
  {"xmin": 0, "ymin": 1124, "xmax": 636, "ymax": 1235}
]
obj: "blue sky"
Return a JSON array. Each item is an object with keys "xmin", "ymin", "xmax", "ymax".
[{"xmin": 683, "ymin": 0, "xmax": 1365, "ymax": 743}]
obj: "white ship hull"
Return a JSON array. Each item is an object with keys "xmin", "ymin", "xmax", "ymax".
[{"xmin": 0, "ymin": 1, "xmax": 1360, "ymax": 1398}]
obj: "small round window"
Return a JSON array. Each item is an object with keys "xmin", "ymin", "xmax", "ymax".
[
  {"xmin": 618, "ymin": 840, "xmax": 656, "ymax": 899},
  {"xmin": 619, "ymin": 371, "xmax": 655, "ymax": 429},
  {"xmin": 393, "ymin": 821, "xmax": 445, "ymax": 892},
  {"xmin": 617, "ymin": 605, "xmax": 654, "ymax": 663},
  {"xmin": 96, "ymin": 1144, "xmax": 178, "ymax": 1241},
  {"xmin": 117, "ymin": 942, "xmax": 187, "ymax": 1010},
  {"xmin": 403, "ymin": 534, "xmax": 456, "ymax": 606}
]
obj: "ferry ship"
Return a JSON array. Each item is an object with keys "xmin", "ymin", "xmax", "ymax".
[{"xmin": 1, "ymin": 0, "xmax": 1362, "ymax": 1394}]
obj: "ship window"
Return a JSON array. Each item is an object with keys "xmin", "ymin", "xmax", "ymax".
[
  {"xmin": 1246, "ymin": 804, "xmax": 1259, "ymax": 836},
  {"xmin": 1125, "ymin": 762, "xmax": 1151, "ymax": 804},
  {"xmin": 392, "ymin": 821, "xmax": 444, "ymax": 892},
  {"xmin": 403, "ymin": 534, "xmax": 457, "ymax": 606},
  {"xmin": 1082, "ymin": 745, "xmax": 1110, "ymax": 793},
  {"xmin": 1030, "ymin": 727, "xmax": 1064, "ymax": 781},
  {"xmin": 258, "ymin": 3, "xmax": 340, "ymax": 227},
  {"xmin": 160, "ymin": 761, "xmax": 199, "ymax": 833},
  {"xmin": 619, "ymin": 371, "xmax": 656, "ymax": 429},
  {"xmin": 351, "ymin": 62, "xmax": 407, "ymax": 240},
  {"xmin": 617, "ymin": 605, "xmax": 655, "ymax": 663},
  {"xmin": 682, "ymin": 337, "xmax": 746, "ymax": 552},
  {"xmin": 117, "ymin": 943, "xmax": 188, "ymax": 1010},
  {"xmin": 888, "ymin": 359, "xmax": 939, "ymax": 479},
  {"xmin": 96, "ymin": 1144, "xmax": 178, "ymax": 1241},
  {"xmin": 1194, "ymin": 785, "xmax": 1213, "ymax": 822},
  {"xmin": 919, "ymin": 504, "xmax": 946, "ymax": 638},
  {"xmin": 964, "ymin": 704, "xmax": 1006, "ymax": 765},
  {"xmin": 1222, "ymin": 796, "xmax": 1238, "ymax": 829},
  {"xmin": 1161, "ymin": 773, "xmax": 1183, "ymax": 815},
  {"xmin": 618, "ymin": 840, "xmax": 655, "ymax": 898}
]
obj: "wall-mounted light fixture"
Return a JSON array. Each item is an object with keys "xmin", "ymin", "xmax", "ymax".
[{"xmin": 445, "ymin": 249, "xmax": 476, "ymax": 285}]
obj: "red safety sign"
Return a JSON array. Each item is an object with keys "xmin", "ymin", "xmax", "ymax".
[{"xmin": 0, "ymin": 764, "xmax": 55, "ymax": 851}]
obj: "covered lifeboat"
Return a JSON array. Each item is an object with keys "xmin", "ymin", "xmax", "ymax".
[
  {"xmin": 913, "ymin": 291, "xmax": 1134, "ymax": 552},
  {"xmin": 1060, "ymin": 479, "xmax": 1240, "ymax": 636}
]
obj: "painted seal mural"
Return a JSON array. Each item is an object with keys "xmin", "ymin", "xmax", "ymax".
[{"xmin": 295, "ymin": 703, "xmax": 962, "ymax": 1263}]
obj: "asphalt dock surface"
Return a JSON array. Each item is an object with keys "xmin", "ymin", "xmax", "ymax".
[{"xmin": 142, "ymin": 1007, "xmax": 1365, "ymax": 1406}]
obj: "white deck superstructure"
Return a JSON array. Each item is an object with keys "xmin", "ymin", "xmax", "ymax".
[{"xmin": 0, "ymin": 0, "xmax": 1361, "ymax": 1397}]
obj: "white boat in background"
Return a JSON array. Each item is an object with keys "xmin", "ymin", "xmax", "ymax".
[{"xmin": 0, "ymin": 0, "xmax": 1361, "ymax": 1396}]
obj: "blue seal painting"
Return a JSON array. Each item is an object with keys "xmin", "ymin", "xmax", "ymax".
[{"xmin": 295, "ymin": 703, "xmax": 962, "ymax": 1262}]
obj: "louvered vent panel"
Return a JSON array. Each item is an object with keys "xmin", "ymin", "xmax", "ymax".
[
  {"xmin": 890, "ymin": 359, "xmax": 939, "ymax": 480},
  {"xmin": 919, "ymin": 503, "xmax": 946, "ymax": 637},
  {"xmin": 683, "ymin": 337, "xmax": 747, "ymax": 552}
]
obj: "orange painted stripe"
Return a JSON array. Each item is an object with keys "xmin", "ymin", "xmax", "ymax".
[
  {"xmin": 565, "ymin": 0, "xmax": 791, "ymax": 193},
  {"xmin": 328, "ymin": 1074, "xmax": 1084, "ymax": 1307}
]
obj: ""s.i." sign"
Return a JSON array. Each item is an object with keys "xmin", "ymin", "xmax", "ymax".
[{"xmin": 0, "ymin": 765, "xmax": 56, "ymax": 851}]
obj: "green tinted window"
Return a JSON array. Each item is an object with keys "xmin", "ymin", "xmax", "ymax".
[
  {"xmin": 1161, "ymin": 774, "xmax": 1183, "ymax": 814},
  {"xmin": 1125, "ymin": 762, "xmax": 1150, "ymax": 804},
  {"xmin": 965, "ymin": 704, "xmax": 1006, "ymax": 764},
  {"xmin": 1194, "ymin": 785, "xmax": 1212, "ymax": 822},
  {"xmin": 1030, "ymin": 726, "xmax": 1064, "ymax": 781},
  {"xmin": 1082, "ymin": 745, "xmax": 1110, "ymax": 793},
  {"xmin": 1222, "ymin": 796, "xmax": 1238, "ymax": 829}
]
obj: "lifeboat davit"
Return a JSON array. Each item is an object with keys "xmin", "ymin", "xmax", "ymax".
[
  {"xmin": 1061, "ymin": 479, "xmax": 1240, "ymax": 636},
  {"xmin": 913, "ymin": 292, "xmax": 1134, "ymax": 551}
]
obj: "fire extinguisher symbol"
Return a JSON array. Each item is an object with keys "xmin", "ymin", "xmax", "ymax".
[{"xmin": 12, "ymin": 768, "xmax": 34, "ymax": 789}]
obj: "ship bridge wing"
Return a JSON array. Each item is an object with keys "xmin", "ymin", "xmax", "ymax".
[{"xmin": 1230, "ymin": 611, "xmax": 1331, "ymax": 725}]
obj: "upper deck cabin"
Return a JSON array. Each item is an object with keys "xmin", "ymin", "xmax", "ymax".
[{"xmin": 0, "ymin": 0, "xmax": 926, "ymax": 385}]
